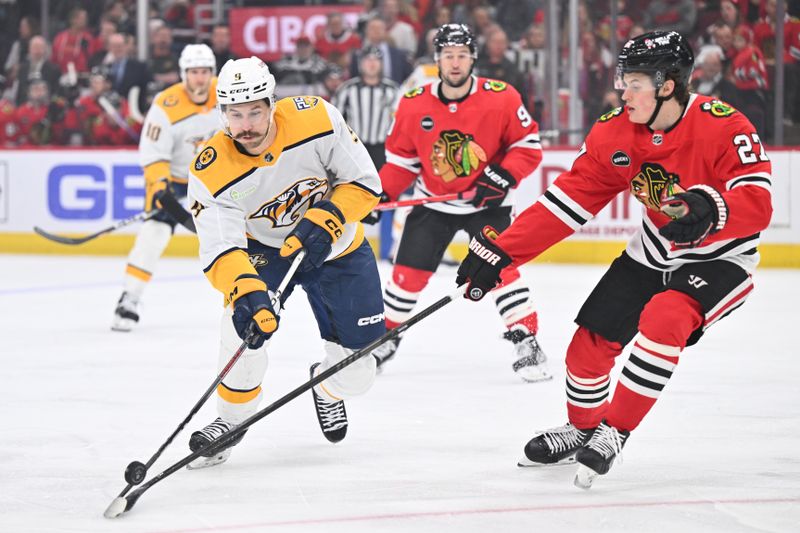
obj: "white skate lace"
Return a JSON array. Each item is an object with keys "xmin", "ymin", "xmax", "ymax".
[
  {"xmin": 541, "ymin": 424, "xmax": 585, "ymax": 453},
  {"xmin": 198, "ymin": 418, "xmax": 233, "ymax": 440},
  {"xmin": 586, "ymin": 423, "xmax": 625, "ymax": 463},
  {"xmin": 315, "ymin": 397, "xmax": 347, "ymax": 431}
]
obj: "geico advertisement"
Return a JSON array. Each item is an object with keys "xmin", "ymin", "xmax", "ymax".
[{"xmin": 0, "ymin": 148, "xmax": 796, "ymax": 242}]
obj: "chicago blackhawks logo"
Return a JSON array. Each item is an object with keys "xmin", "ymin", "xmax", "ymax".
[
  {"xmin": 630, "ymin": 162, "xmax": 684, "ymax": 211},
  {"xmin": 700, "ymin": 100, "xmax": 737, "ymax": 118},
  {"xmin": 483, "ymin": 80, "xmax": 507, "ymax": 92},
  {"xmin": 429, "ymin": 130, "xmax": 487, "ymax": 182},
  {"xmin": 598, "ymin": 107, "xmax": 623, "ymax": 122},
  {"xmin": 404, "ymin": 87, "xmax": 424, "ymax": 98},
  {"xmin": 249, "ymin": 177, "xmax": 328, "ymax": 227}
]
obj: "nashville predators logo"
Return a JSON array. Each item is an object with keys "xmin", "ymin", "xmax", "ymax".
[
  {"xmin": 483, "ymin": 80, "xmax": 507, "ymax": 92},
  {"xmin": 700, "ymin": 100, "xmax": 737, "ymax": 118},
  {"xmin": 162, "ymin": 94, "xmax": 179, "ymax": 107},
  {"xmin": 630, "ymin": 162, "xmax": 684, "ymax": 211},
  {"xmin": 249, "ymin": 177, "xmax": 328, "ymax": 227},
  {"xmin": 598, "ymin": 107, "xmax": 623, "ymax": 122},
  {"xmin": 195, "ymin": 147, "xmax": 217, "ymax": 171},
  {"xmin": 430, "ymin": 130, "xmax": 487, "ymax": 182}
]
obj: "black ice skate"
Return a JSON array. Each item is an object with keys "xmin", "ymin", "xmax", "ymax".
[
  {"xmin": 503, "ymin": 326, "xmax": 552, "ymax": 383},
  {"xmin": 574, "ymin": 420, "xmax": 630, "ymax": 489},
  {"xmin": 111, "ymin": 291, "xmax": 140, "ymax": 332},
  {"xmin": 372, "ymin": 337, "xmax": 401, "ymax": 373},
  {"xmin": 518, "ymin": 422, "xmax": 595, "ymax": 467},
  {"xmin": 310, "ymin": 363, "xmax": 348, "ymax": 443},
  {"xmin": 186, "ymin": 417, "xmax": 247, "ymax": 469}
]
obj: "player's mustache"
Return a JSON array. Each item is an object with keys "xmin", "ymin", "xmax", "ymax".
[{"xmin": 236, "ymin": 130, "xmax": 265, "ymax": 139}]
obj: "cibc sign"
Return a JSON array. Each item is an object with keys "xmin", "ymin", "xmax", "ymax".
[{"xmin": 230, "ymin": 6, "xmax": 362, "ymax": 62}]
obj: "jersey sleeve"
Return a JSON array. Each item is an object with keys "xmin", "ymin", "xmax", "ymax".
[
  {"xmin": 710, "ymin": 113, "xmax": 773, "ymax": 240},
  {"xmin": 188, "ymin": 170, "xmax": 258, "ymax": 303},
  {"xmin": 380, "ymin": 97, "xmax": 420, "ymax": 200},
  {"xmin": 139, "ymin": 103, "xmax": 174, "ymax": 184},
  {"xmin": 497, "ymin": 87, "xmax": 542, "ymax": 182},
  {"xmin": 496, "ymin": 129, "xmax": 628, "ymax": 264}
]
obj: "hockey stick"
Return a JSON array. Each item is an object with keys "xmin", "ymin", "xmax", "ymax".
[
  {"xmin": 34, "ymin": 210, "xmax": 158, "ymax": 245},
  {"xmin": 104, "ymin": 284, "xmax": 465, "ymax": 518},
  {"xmin": 113, "ymin": 251, "xmax": 305, "ymax": 498},
  {"xmin": 157, "ymin": 189, "xmax": 196, "ymax": 233},
  {"xmin": 372, "ymin": 191, "xmax": 476, "ymax": 211}
]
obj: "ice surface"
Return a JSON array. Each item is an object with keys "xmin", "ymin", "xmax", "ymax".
[{"xmin": 0, "ymin": 255, "xmax": 798, "ymax": 532}]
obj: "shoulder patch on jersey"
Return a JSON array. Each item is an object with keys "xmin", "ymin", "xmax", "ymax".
[
  {"xmin": 482, "ymin": 79, "xmax": 507, "ymax": 92},
  {"xmin": 291, "ymin": 96, "xmax": 319, "ymax": 110},
  {"xmin": 195, "ymin": 146, "xmax": 217, "ymax": 171},
  {"xmin": 155, "ymin": 82, "xmax": 215, "ymax": 124},
  {"xmin": 598, "ymin": 107, "xmax": 623, "ymax": 122},
  {"xmin": 273, "ymin": 98, "xmax": 334, "ymax": 151},
  {"xmin": 699, "ymin": 99, "xmax": 737, "ymax": 118},
  {"xmin": 404, "ymin": 86, "xmax": 425, "ymax": 98}
]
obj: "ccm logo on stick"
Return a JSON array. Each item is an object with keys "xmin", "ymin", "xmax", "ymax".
[{"xmin": 357, "ymin": 313, "xmax": 385, "ymax": 326}]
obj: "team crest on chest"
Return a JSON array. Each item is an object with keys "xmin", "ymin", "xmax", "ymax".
[
  {"xmin": 629, "ymin": 162, "xmax": 684, "ymax": 211},
  {"xmin": 249, "ymin": 177, "xmax": 329, "ymax": 227},
  {"xmin": 430, "ymin": 130, "xmax": 487, "ymax": 182}
]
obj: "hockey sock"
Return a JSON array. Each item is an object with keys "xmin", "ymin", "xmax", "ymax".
[
  {"xmin": 123, "ymin": 219, "xmax": 173, "ymax": 298},
  {"xmin": 565, "ymin": 327, "xmax": 623, "ymax": 429},
  {"xmin": 383, "ymin": 265, "xmax": 433, "ymax": 329},
  {"xmin": 313, "ymin": 341, "xmax": 376, "ymax": 402},
  {"xmin": 605, "ymin": 290, "xmax": 703, "ymax": 432},
  {"xmin": 491, "ymin": 267, "xmax": 538, "ymax": 333}
]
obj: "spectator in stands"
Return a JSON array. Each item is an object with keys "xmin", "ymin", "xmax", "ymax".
[
  {"xmin": 600, "ymin": 88, "xmax": 622, "ymax": 112},
  {"xmin": 15, "ymin": 76, "xmax": 75, "ymax": 145},
  {"xmin": 753, "ymin": 0, "xmax": 800, "ymax": 65},
  {"xmin": 476, "ymin": 28, "xmax": 528, "ymax": 109},
  {"xmin": 598, "ymin": 1, "xmax": 634, "ymax": 44},
  {"xmin": 4, "ymin": 16, "xmax": 40, "ymax": 87},
  {"xmin": 321, "ymin": 65, "xmax": 345, "ymax": 100},
  {"xmin": 106, "ymin": 32, "xmax": 150, "ymax": 110},
  {"xmin": 15, "ymin": 36, "xmax": 61, "ymax": 106},
  {"xmin": 642, "ymin": 0, "xmax": 698, "ymax": 36},
  {"xmin": 352, "ymin": 16, "xmax": 412, "ymax": 84},
  {"xmin": 470, "ymin": 5, "xmax": 496, "ymax": 51},
  {"xmin": 494, "ymin": 0, "xmax": 541, "ymax": 42},
  {"xmin": 315, "ymin": 12, "xmax": 362, "ymax": 62},
  {"xmin": 209, "ymin": 24, "xmax": 237, "ymax": 71},
  {"xmin": 731, "ymin": 25, "xmax": 769, "ymax": 133},
  {"xmin": 163, "ymin": 0, "xmax": 195, "ymax": 47},
  {"xmin": 712, "ymin": 23, "xmax": 737, "ymax": 66},
  {"xmin": 274, "ymin": 36, "xmax": 329, "ymax": 86},
  {"xmin": 720, "ymin": 0, "xmax": 748, "ymax": 30},
  {"xmin": 580, "ymin": 29, "xmax": 614, "ymax": 123},
  {"xmin": 509, "ymin": 23, "xmax": 547, "ymax": 125},
  {"xmin": 691, "ymin": 45, "xmax": 740, "ymax": 103},
  {"xmin": 149, "ymin": 24, "xmax": 180, "ymax": 88},
  {"xmin": 77, "ymin": 66, "xmax": 138, "ymax": 145},
  {"xmin": 380, "ymin": 0, "xmax": 417, "ymax": 58},
  {"xmin": 105, "ymin": 0, "xmax": 136, "ymax": 36},
  {"xmin": 51, "ymin": 7, "xmax": 93, "ymax": 74},
  {"xmin": 88, "ymin": 16, "xmax": 119, "ymax": 69},
  {"xmin": 0, "ymin": 96, "xmax": 18, "ymax": 146}
]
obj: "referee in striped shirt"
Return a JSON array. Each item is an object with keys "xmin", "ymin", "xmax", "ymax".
[{"xmin": 332, "ymin": 46, "xmax": 399, "ymax": 170}]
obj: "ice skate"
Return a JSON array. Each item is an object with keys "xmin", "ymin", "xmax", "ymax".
[
  {"xmin": 503, "ymin": 326, "xmax": 552, "ymax": 382},
  {"xmin": 186, "ymin": 417, "xmax": 247, "ymax": 469},
  {"xmin": 310, "ymin": 363, "xmax": 348, "ymax": 443},
  {"xmin": 372, "ymin": 337, "xmax": 401, "ymax": 373},
  {"xmin": 111, "ymin": 291, "xmax": 140, "ymax": 332},
  {"xmin": 518, "ymin": 422, "xmax": 595, "ymax": 467},
  {"xmin": 574, "ymin": 420, "xmax": 629, "ymax": 489}
]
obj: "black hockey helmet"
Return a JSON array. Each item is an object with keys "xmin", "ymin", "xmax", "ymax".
[
  {"xmin": 433, "ymin": 23, "xmax": 477, "ymax": 58},
  {"xmin": 615, "ymin": 30, "xmax": 694, "ymax": 93}
]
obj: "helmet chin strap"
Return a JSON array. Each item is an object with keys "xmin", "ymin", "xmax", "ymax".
[{"xmin": 646, "ymin": 93, "xmax": 671, "ymax": 128}]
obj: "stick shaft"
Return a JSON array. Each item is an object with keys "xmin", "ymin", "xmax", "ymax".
[{"xmin": 373, "ymin": 191, "xmax": 476, "ymax": 211}]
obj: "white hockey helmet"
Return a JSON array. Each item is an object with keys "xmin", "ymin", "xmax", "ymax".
[
  {"xmin": 179, "ymin": 43, "xmax": 216, "ymax": 82},
  {"xmin": 216, "ymin": 56, "xmax": 276, "ymax": 106}
]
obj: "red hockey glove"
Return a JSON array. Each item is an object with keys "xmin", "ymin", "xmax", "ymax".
[
  {"xmin": 456, "ymin": 225, "xmax": 512, "ymax": 301},
  {"xmin": 470, "ymin": 164, "xmax": 516, "ymax": 208},
  {"xmin": 659, "ymin": 185, "xmax": 728, "ymax": 248}
]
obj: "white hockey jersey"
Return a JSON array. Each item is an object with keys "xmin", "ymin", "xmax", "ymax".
[
  {"xmin": 139, "ymin": 79, "xmax": 221, "ymax": 185},
  {"xmin": 188, "ymin": 96, "xmax": 381, "ymax": 301}
]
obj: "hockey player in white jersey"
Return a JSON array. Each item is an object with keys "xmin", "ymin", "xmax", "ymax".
[
  {"xmin": 186, "ymin": 57, "xmax": 385, "ymax": 467},
  {"xmin": 112, "ymin": 44, "xmax": 221, "ymax": 331}
]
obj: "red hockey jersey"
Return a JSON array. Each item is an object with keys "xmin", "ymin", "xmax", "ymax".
[
  {"xmin": 381, "ymin": 76, "xmax": 542, "ymax": 214},
  {"xmin": 496, "ymin": 94, "xmax": 773, "ymax": 273}
]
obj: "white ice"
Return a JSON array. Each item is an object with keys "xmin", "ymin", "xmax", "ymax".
[{"xmin": 0, "ymin": 255, "xmax": 798, "ymax": 533}]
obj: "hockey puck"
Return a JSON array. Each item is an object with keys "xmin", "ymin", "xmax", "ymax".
[{"xmin": 124, "ymin": 461, "xmax": 147, "ymax": 485}]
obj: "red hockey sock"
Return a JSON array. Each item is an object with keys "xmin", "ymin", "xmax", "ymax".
[{"xmin": 383, "ymin": 265, "xmax": 434, "ymax": 330}]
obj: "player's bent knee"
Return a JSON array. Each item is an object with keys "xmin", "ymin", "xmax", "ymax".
[
  {"xmin": 128, "ymin": 219, "xmax": 173, "ymax": 265},
  {"xmin": 565, "ymin": 326, "xmax": 623, "ymax": 376},
  {"xmin": 639, "ymin": 290, "xmax": 703, "ymax": 347}
]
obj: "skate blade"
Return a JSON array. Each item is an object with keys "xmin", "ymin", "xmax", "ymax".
[
  {"xmin": 517, "ymin": 455, "xmax": 576, "ymax": 467},
  {"xmin": 517, "ymin": 371, "xmax": 554, "ymax": 383},
  {"xmin": 111, "ymin": 318, "xmax": 136, "ymax": 332},
  {"xmin": 574, "ymin": 464, "xmax": 598, "ymax": 489},
  {"xmin": 186, "ymin": 448, "xmax": 231, "ymax": 470}
]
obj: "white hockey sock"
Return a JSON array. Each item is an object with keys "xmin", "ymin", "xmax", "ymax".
[
  {"xmin": 491, "ymin": 277, "xmax": 536, "ymax": 328},
  {"xmin": 383, "ymin": 277, "xmax": 421, "ymax": 325},
  {"xmin": 313, "ymin": 341, "xmax": 376, "ymax": 402},
  {"xmin": 123, "ymin": 219, "xmax": 173, "ymax": 298}
]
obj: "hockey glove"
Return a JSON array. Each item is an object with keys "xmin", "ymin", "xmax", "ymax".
[
  {"xmin": 659, "ymin": 185, "xmax": 728, "ymax": 248},
  {"xmin": 145, "ymin": 178, "xmax": 168, "ymax": 211},
  {"xmin": 456, "ymin": 225, "xmax": 512, "ymax": 301},
  {"xmin": 362, "ymin": 192, "xmax": 390, "ymax": 225},
  {"xmin": 280, "ymin": 200, "xmax": 346, "ymax": 271},
  {"xmin": 231, "ymin": 274, "xmax": 279, "ymax": 349},
  {"xmin": 471, "ymin": 164, "xmax": 516, "ymax": 209}
]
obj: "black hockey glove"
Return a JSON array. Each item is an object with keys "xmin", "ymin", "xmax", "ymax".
[
  {"xmin": 362, "ymin": 192, "xmax": 390, "ymax": 225},
  {"xmin": 471, "ymin": 164, "xmax": 516, "ymax": 209},
  {"xmin": 456, "ymin": 225, "xmax": 512, "ymax": 301},
  {"xmin": 659, "ymin": 185, "xmax": 728, "ymax": 248},
  {"xmin": 230, "ymin": 274, "xmax": 279, "ymax": 349},
  {"xmin": 280, "ymin": 200, "xmax": 345, "ymax": 271}
]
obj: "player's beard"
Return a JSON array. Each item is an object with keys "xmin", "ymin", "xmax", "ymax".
[
  {"xmin": 442, "ymin": 70, "xmax": 471, "ymax": 89},
  {"xmin": 187, "ymin": 80, "xmax": 210, "ymax": 102},
  {"xmin": 234, "ymin": 120, "xmax": 271, "ymax": 152}
]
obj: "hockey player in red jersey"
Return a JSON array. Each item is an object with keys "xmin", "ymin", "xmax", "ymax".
[
  {"xmin": 372, "ymin": 23, "xmax": 549, "ymax": 382},
  {"xmin": 456, "ymin": 31, "xmax": 772, "ymax": 488}
]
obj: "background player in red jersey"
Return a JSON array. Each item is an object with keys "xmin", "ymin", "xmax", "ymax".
[
  {"xmin": 371, "ymin": 23, "xmax": 550, "ymax": 382},
  {"xmin": 457, "ymin": 31, "xmax": 773, "ymax": 488}
]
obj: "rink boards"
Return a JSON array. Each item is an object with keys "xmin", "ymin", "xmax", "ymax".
[{"xmin": 0, "ymin": 147, "xmax": 797, "ymax": 267}]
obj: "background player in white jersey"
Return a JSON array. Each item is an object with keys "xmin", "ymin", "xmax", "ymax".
[
  {"xmin": 112, "ymin": 44, "xmax": 220, "ymax": 331},
  {"xmin": 186, "ymin": 57, "xmax": 384, "ymax": 467}
]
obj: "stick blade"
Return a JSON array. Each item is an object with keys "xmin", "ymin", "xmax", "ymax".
[
  {"xmin": 103, "ymin": 497, "xmax": 129, "ymax": 519},
  {"xmin": 33, "ymin": 226, "xmax": 91, "ymax": 245}
]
